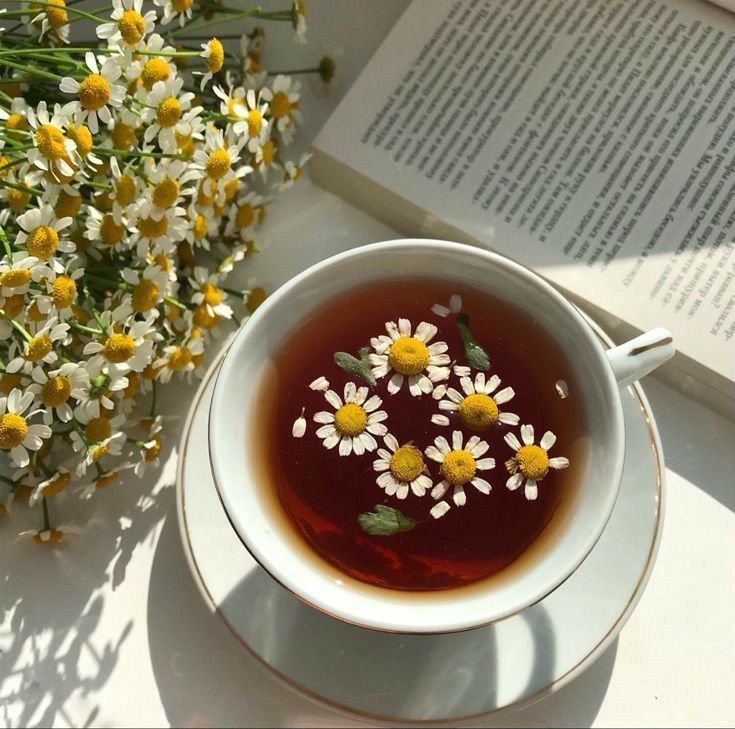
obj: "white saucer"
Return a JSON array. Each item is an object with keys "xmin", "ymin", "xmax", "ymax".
[{"xmin": 176, "ymin": 327, "xmax": 664, "ymax": 724}]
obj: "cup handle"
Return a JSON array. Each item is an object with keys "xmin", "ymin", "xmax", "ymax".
[{"xmin": 605, "ymin": 328, "xmax": 675, "ymax": 387}]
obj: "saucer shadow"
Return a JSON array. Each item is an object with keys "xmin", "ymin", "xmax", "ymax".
[{"xmin": 147, "ymin": 515, "xmax": 617, "ymax": 726}]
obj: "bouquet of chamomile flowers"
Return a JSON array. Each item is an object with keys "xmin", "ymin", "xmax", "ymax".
[{"xmin": 0, "ymin": 0, "xmax": 326, "ymax": 543}]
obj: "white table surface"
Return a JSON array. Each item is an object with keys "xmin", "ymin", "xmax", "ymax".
[{"xmin": 1, "ymin": 3, "xmax": 733, "ymax": 727}]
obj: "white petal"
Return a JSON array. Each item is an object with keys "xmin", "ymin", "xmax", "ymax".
[
  {"xmin": 452, "ymin": 485, "xmax": 466, "ymax": 506},
  {"xmin": 474, "ymin": 372, "xmax": 486, "ymax": 392},
  {"xmin": 471, "ymin": 477, "xmax": 492, "ymax": 494},
  {"xmin": 427, "ymin": 341, "xmax": 448, "ymax": 355},
  {"xmin": 411, "ymin": 477, "xmax": 428, "ymax": 497},
  {"xmin": 449, "ymin": 294, "xmax": 462, "ymax": 312},
  {"xmin": 540, "ymin": 431, "xmax": 557, "ymax": 451},
  {"xmin": 505, "ymin": 432, "xmax": 522, "ymax": 451},
  {"xmin": 431, "ymin": 304, "xmax": 450, "ymax": 317},
  {"xmin": 366, "ymin": 422, "xmax": 388, "ymax": 436},
  {"xmin": 313, "ymin": 411, "xmax": 335, "ymax": 424},
  {"xmin": 373, "ymin": 459, "xmax": 390, "ymax": 472},
  {"xmin": 396, "ymin": 483, "xmax": 409, "ymax": 500},
  {"xmin": 525, "ymin": 481, "xmax": 538, "ymax": 500},
  {"xmin": 549, "ymin": 457, "xmax": 569, "ymax": 470},
  {"xmin": 453, "ymin": 365, "xmax": 471, "ymax": 378},
  {"xmin": 446, "ymin": 388, "xmax": 463, "ymax": 404},
  {"xmin": 470, "ymin": 440, "xmax": 490, "ymax": 458},
  {"xmin": 521, "ymin": 424, "xmax": 535, "ymax": 445},
  {"xmin": 476, "ymin": 458, "xmax": 495, "ymax": 470},
  {"xmin": 414, "ymin": 321, "xmax": 437, "ymax": 343},
  {"xmin": 352, "ymin": 436, "xmax": 365, "ymax": 456},
  {"xmin": 424, "ymin": 445, "xmax": 444, "ymax": 463},
  {"xmin": 434, "ymin": 436, "xmax": 451, "ymax": 454},
  {"xmin": 460, "ymin": 377, "xmax": 474, "ymax": 396},
  {"xmin": 367, "ymin": 410, "xmax": 388, "ymax": 422},
  {"xmin": 27, "ymin": 424, "xmax": 51, "ymax": 438},
  {"xmin": 59, "ymin": 77, "xmax": 80, "ymax": 93},
  {"xmin": 432, "ymin": 384, "xmax": 447, "ymax": 400},
  {"xmin": 408, "ymin": 377, "xmax": 423, "ymax": 397},
  {"xmin": 384, "ymin": 474, "xmax": 399, "ymax": 496},
  {"xmin": 344, "ymin": 381, "xmax": 357, "ymax": 402},
  {"xmin": 431, "ymin": 480, "xmax": 449, "ymax": 499},
  {"xmin": 451, "ymin": 430, "xmax": 463, "ymax": 450},
  {"xmin": 10, "ymin": 445, "xmax": 29, "ymax": 468},
  {"xmin": 338, "ymin": 436, "xmax": 352, "ymax": 457},
  {"xmin": 363, "ymin": 395, "xmax": 382, "ymax": 413},
  {"xmin": 506, "ymin": 473, "xmax": 523, "ymax": 491},
  {"xmin": 383, "ymin": 433, "xmax": 399, "ymax": 452},
  {"xmin": 323, "ymin": 432, "xmax": 340, "ymax": 449},
  {"xmin": 309, "ymin": 376, "xmax": 329, "ymax": 391},
  {"xmin": 430, "ymin": 501, "xmax": 450, "ymax": 519},
  {"xmin": 360, "ymin": 432, "xmax": 378, "ymax": 451},
  {"xmin": 387, "ymin": 373, "xmax": 403, "ymax": 395},
  {"xmin": 485, "ymin": 374, "xmax": 501, "ymax": 394},
  {"xmin": 397, "ymin": 318, "xmax": 411, "ymax": 337},
  {"xmin": 316, "ymin": 424, "xmax": 336, "ymax": 438},
  {"xmin": 494, "ymin": 386, "xmax": 515, "ymax": 405},
  {"xmin": 324, "ymin": 389, "xmax": 342, "ymax": 409},
  {"xmin": 292, "ymin": 416, "xmax": 306, "ymax": 438},
  {"xmin": 377, "ymin": 472, "xmax": 394, "ymax": 489},
  {"xmin": 431, "ymin": 414, "xmax": 450, "ymax": 426},
  {"xmin": 417, "ymin": 375, "xmax": 433, "ymax": 393},
  {"xmin": 498, "ymin": 411, "xmax": 520, "ymax": 426}
]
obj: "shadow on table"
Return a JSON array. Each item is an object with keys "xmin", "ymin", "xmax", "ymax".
[
  {"xmin": 0, "ymin": 433, "xmax": 179, "ymax": 728},
  {"xmin": 146, "ymin": 512, "xmax": 617, "ymax": 727}
]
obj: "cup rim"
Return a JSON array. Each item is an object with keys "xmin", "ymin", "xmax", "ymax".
[{"xmin": 208, "ymin": 239, "xmax": 626, "ymax": 633}]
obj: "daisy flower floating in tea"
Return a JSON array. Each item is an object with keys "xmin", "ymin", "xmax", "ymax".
[
  {"xmin": 432, "ymin": 371, "xmax": 519, "ymax": 430},
  {"xmin": 313, "ymin": 381, "xmax": 388, "ymax": 456},
  {"xmin": 373, "ymin": 434, "xmax": 433, "ymax": 500},
  {"xmin": 369, "ymin": 319, "xmax": 450, "ymax": 396},
  {"xmin": 504, "ymin": 424, "xmax": 570, "ymax": 501}
]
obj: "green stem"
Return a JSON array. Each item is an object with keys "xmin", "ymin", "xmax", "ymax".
[
  {"xmin": 92, "ymin": 147, "xmax": 186, "ymax": 160},
  {"xmin": 0, "ymin": 178, "xmax": 43, "ymax": 197},
  {"xmin": 163, "ymin": 295, "xmax": 188, "ymax": 311},
  {"xmin": 68, "ymin": 321, "xmax": 104, "ymax": 337},
  {"xmin": 0, "ymin": 311, "xmax": 32, "ymax": 341},
  {"xmin": 41, "ymin": 496, "xmax": 51, "ymax": 531},
  {"xmin": 0, "ymin": 225, "xmax": 13, "ymax": 260},
  {"xmin": 0, "ymin": 0, "xmax": 107, "ymax": 23},
  {"xmin": 167, "ymin": 5, "xmax": 262, "ymax": 37},
  {"xmin": 0, "ymin": 58, "xmax": 65, "ymax": 81}
]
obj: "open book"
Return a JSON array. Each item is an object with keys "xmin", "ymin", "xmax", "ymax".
[{"xmin": 310, "ymin": 0, "xmax": 735, "ymax": 420}]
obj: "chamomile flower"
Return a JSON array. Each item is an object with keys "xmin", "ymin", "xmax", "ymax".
[
  {"xmin": 369, "ymin": 318, "xmax": 450, "ymax": 396},
  {"xmin": 129, "ymin": 34, "xmax": 176, "ymax": 90},
  {"xmin": 0, "ymin": 99, "xmax": 30, "ymax": 141},
  {"xmin": 74, "ymin": 369, "xmax": 127, "ymax": 419},
  {"xmin": 0, "ymin": 253, "xmax": 45, "ymax": 297},
  {"xmin": 189, "ymin": 267, "xmax": 232, "ymax": 320},
  {"xmin": 15, "ymin": 205, "xmax": 74, "ymax": 264},
  {"xmin": 59, "ymin": 52, "xmax": 126, "ymax": 134},
  {"xmin": 0, "ymin": 388, "xmax": 52, "ymax": 468},
  {"xmin": 313, "ymin": 382, "xmax": 388, "ymax": 456},
  {"xmin": 504, "ymin": 425, "xmax": 569, "ymax": 501},
  {"xmin": 278, "ymin": 152, "xmax": 311, "ymax": 192},
  {"xmin": 27, "ymin": 0, "xmax": 71, "ymax": 44},
  {"xmin": 35, "ymin": 267, "xmax": 84, "ymax": 318},
  {"xmin": 119, "ymin": 264, "xmax": 170, "ymax": 315},
  {"xmin": 431, "ymin": 293, "xmax": 462, "ymax": 318},
  {"xmin": 70, "ymin": 415, "xmax": 127, "ymax": 476},
  {"xmin": 432, "ymin": 372, "xmax": 519, "ymax": 429},
  {"xmin": 143, "ymin": 77, "xmax": 196, "ymax": 152},
  {"xmin": 5, "ymin": 317, "xmax": 70, "ymax": 375},
  {"xmin": 153, "ymin": 0, "xmax": 194, "ymax": 27},
  {"xmin": 129, "ymin": 202, "xmax": 188, "ymax": 257},
  {"xmin": 154, "ymin": 336, "xmax": 205, "ymax": 383},
  {"xmin": 228, "ymin": 88, "xmax": 270, "ymax": 152},
  {"xmin": 191, "ymin": 128, "xmax": 251, "ymax": 203},
  {"xmin": 425, "ymin": 430, "xmax": 495, "ymax": 511},
  {"xmin": 133, "ymin": 415, "xmax": 164, "ymax": 477},
  {"xmin": 261, "ymin": 75, "xmax": 302, "ymax": 143},
  {"xmin": 372, "ymin": 433, "xmax": 432, "ymax": 499},
  {"xmin": 18, "ymin": 525, "xmax": 81, "ymax": 545},
  {"xmin": 28, "ymin": 362, "xmax": 89, "ymax": 425},
  {"xmin": 291, "ymin": 0, "xmax": 307, "ymax": 44},
  {"xmin": 142, "ymin": 158, "xmax": 198, "ymax": 219},
  {"xmin": 84, "ymin": 313, "xmax": 160, "ymax": 380},
  {"xmin": 26, "ymin": 101, "xmax": 77, "ymax": 182},
  {"xmin": 29, "ymin": 468, "xmax": 72, "ymax": 506},
  {"xmin": 197, "ymin": 38, "xmax": 225, "ymax": 90},
  {"xmin": 224, "ymin": 191, "xmax": 265, "ymax": 240},
  {"xmin": 96, "ymin": 0, "xmax": 156, "ymax": 48},
  {"xmin": 84, "ymin": 206, "xmax": 129, "ymax": 253}
]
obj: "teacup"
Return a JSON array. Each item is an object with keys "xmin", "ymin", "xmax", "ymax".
[{"xmin": 208, "ymin": 239, "xmax": 673, "ymax": 633}]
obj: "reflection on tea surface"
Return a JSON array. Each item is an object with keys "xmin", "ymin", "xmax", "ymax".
[{"xmin": 257, "ymin": 279, "xmax": 587, "ymax": 591}]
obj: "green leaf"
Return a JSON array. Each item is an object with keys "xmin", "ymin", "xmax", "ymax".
[
  {"xmin": 358, "ymin": 505, "xmax": 417, "ymax": 536},
  {"xmin": 456, "ymin": 313, "xmax": 490, "ymax": 371},
  {"xmin": 333, "ymin": 349, "xmax": 376, "ymax": 386}
]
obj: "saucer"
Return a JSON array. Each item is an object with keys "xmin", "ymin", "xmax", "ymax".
[{"xmin": 176, "ymin": 326, "xmax": 664, "ymax": 724}]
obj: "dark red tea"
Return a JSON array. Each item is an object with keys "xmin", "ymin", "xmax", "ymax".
[{"xmin": 256, "ymin": 279, "xmax": 587, "ymax": 591}]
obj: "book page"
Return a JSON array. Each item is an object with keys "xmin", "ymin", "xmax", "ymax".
[{"xmin": 314, "ymin": 0, "xmax": 735, "ymax": 383}]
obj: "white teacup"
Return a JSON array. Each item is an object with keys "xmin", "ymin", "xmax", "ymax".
[{"xmin": 209, "ymin": 239, "xmax": 673, "ymax": 634}]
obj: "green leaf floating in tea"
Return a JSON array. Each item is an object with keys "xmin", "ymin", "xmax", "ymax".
[
  {"xmin": 456, "ymin": 313, "xmax": 490, "ymax": 371},
  {"xmin": 333, "ymin": 347, "xmax": 376, "ymax": 386},
  {"xmin": 358, "ymin": 504, "xmax": 417, "ymax": 536}
]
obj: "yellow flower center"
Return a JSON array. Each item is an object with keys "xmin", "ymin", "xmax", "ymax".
[
  {"xmin": 247, "ymin": 108, "xmax": 263, "ymax": 137},
  {"xmin": 388, "ymin": 336, "xmax": 429, "ymax": 376},
  {"xmin": 144, "ymin": 434, "xmax": 162, "ymax": 461},
  {"xmin": 3, "ymin": 294, "xmax": 25, "ymax": 317},
  {"xmin": 27, "ymin": 226, "xmax": 59, "ymax": 260},
  {"xmin": 206, "ymin": 39, "xmax": 224, "ymax": 73},
  {"xmin": 458, "ymin": 393, "xmax": 499, "ymax": 430},
  {"xmin": 152, "ymin": 178, "xmax": 179, "ymax": 208},
  {"xmin": 142, "ymin": 363, "xmax": 162, "ymax": 380},
  {"xmin": 92, "ymin": 443, "xmax": 109, "ymax": 460},
  {"xmin": 191, "ymin": 214, "xmax": 208, "ymax": 240},
  {"xmin": 54, "ymin": 189, "xmax": 82, "ymax": 218},
  {"xmin": 261, "ymin": 139, "xmax": 274, "ymax": 166},
  {"xmin": 42, "ymin": 471, "xmax": 70, "ymax": 496},
  {"xmin": 0, "ymin": 269, "xmax": 31, "ymax": 288},
  {"xmin": 52, "ymin": 275, "xmax": 77, "ymax": 308},
  {"xmin": 100, "ymin": 214, "xmax": 125, "ymax": 245},
  {"xmin": 192, "ymin": 304, "xmax": 218, "ymax": 329},
  {"xmin": 45, "ymin": 0, "xmax": 68, "ymax": 28},
  {"xmin": 200, "ymin": 281, "xmax": 221, "ymax": 306},
  {"xmin": 205, "ymin": 148, "xmax": 231, "ymax": 180},
  {"xmin": 169, "ymin": 346, "xmax": 192, "ymax": 370},
  {"xmin": 0, "ymin": 412, "xmax": 28, "ymax": 449},
  {"xmin": 123, "ymin": 371, "xmax": 139, "ymax": 398},
  {"xmin": 111, "ymin": 122, "xmax": 136, "ymax": 150},
  {"xmin": 6, "ymin": 113, "xmax": 28, "ymax": 140},
  {"xmin": 235, "ymin": 202, "xmax": 254, "ymax": 229},
  {"xmin": 0, "ymin": 155, "xmax": 9, "ymax": 177},
  {"xmin": 66, "ymin": 123, "xmax": 93, "ymax": 157},
  {"xmin": 79, "ymin": 73, "xmax": 111, "ymax": 111},
  {"xmin": 118, "ymin": 9, "xmax": 146, "ymax": 45},
  {"xmin": 441, "ymin": 449, "xmax": 477, "ymax": 486},
  {"xmin": 223, "ymin": 177, "xmax": 239, "ymax": 201},
  {"xmin": 115, "ymin": 173, "xmax": 136, "ymax": 205},
  {"xmin": 334, "ymin": 402, "xmax": 367, "ymax": 437},
  {"xmin": 389, "ymin": 445, "xmax": 424, "ymax": 482},
  {"xmin": 27, "ymin": 301, "xmax": 46, "ymax": 322},
  {"xmin": 132, "ymin": 279, "xmax": 159, "ymax": 312},
  {"xmin": 515, "ymin": 445, "xmax": 550, "ymax": 481},
  {"xmin": 157, "ymin": 96, "xmax": 182, "ymax": 127},
  {"xmin": 41, "ymin": 375, "xmax": 71, "ymax": 407},
  {"xmin": 101, "ymin": 332, "xmax": 135, "ymax": 363},
  {"xmin": 85, "ymin": 415, "xmax": 111, "ymax": 442},
  {"xmin": 96, "ymin": 472, "xmax": 119, "ymax": 489},
  {"xmin": 246, "ymin": 286, "xmax": 266, "ymax": 314},
  {"xmin": 270, "ymin": 91, "xmax": 290, "ymax": 119},
  {"xmin": 141, "ymin": 58, "xmax": 170, "ymax": 90},
  {"xmin": 172, "ymin": 0, "xmax": 192, "ymax": 11},
  {"xmin": 175, "ymin": 130, "xmax": 194, "ymax": 155},
  {"xmin": 25, "ymin": 334, "xmax": 52, "ymax": 362},
  {"xmin": 153, "ymin": 253, "xmax": 171, "ymax": 271},
  {"xmin": 35, "ymin": 124, "xmax": 67, "ymax": 159},
  {"xmin": 0, "ymin": 373, "xmax": 22, "ymax": 395},
  {"xmin": 138, "ymin": 215, "xmax": 168, "ymax": 239}
]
